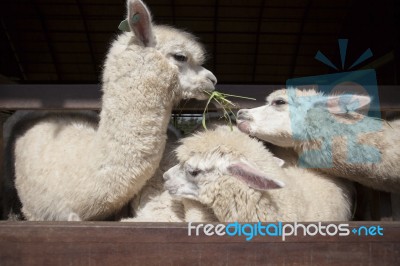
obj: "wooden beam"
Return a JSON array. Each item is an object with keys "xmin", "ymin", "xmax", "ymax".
[
  {"xmin": 1, "ymin": 84, "xmax": 400, "ymax": 111},
  {"xmin": 0, "ymin": 221, "xmax": 399, "ymax": 265},
  {"xmin": 0, "ymin": 84, "xmax": 101, "ymax": 110}
]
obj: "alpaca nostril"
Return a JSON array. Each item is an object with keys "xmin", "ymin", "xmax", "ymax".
[
  {"xmin": 207, "ymin": 72, "xmax": 217, "ymax": 86},
  {"xmin": 209, "ymin": 77, "xmax": 217, "ymax": 86},
  {"xmin": 162, "ymin": 172, "xmax": 170, "ymax": 181}
]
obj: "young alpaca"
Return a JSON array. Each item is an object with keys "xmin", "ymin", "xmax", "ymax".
[
  {"xmin": 237, "ymin": 88, "xmax": 400, "ymax": 193},
  {"xmin": 164, "ymin": 126, "xmax": 352, "ymax": 222},
  {"xmin": 5, "ymin": 0, "xmax": 216, "ymax": 221}
]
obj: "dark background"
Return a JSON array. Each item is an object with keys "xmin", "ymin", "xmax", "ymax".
[{"xmin": 0, "ymin": 0, "xmax": 399, "ymax": 85}]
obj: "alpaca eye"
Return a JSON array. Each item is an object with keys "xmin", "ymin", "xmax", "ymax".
[
  {"xmin": 188, "ymin": 169, "xmax": 201, "ymax": 177},
  {"xmin": 173, "ymin": 54, "xmax": 187, "ymax": 62},
  {"xmin": 272, "ymin": 99, "xmax": 286, "ymax": 106}
]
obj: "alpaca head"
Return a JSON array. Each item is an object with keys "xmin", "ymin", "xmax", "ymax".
[
  {"xmin": 123, "ymin": 0, "xmax": 216, "ymax": 100},
  {"xmin": 163, "ymin": 126, "xmax": 285, "ymax": 203},
  {"xmin": 236, "ymin": 88, "xmax": 371, "ymax": 147}
]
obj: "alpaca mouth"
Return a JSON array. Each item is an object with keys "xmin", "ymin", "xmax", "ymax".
[
  {"xmin": 193, "ymin": 88, "xmax": 214, "ymax": 100},
  {"xmin": 203, "ymin": 87, "xmax": 215, "ymax": 94},
  {"xmin": 237, "ymin": 121, "xmax": 251, "ymax": 134}
]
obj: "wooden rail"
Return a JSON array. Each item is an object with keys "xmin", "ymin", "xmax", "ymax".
[
  {"xmin": 0, "ymin": 221, "xmax": 399, "ymax": 265},
  {"xmin": 1, "ymin": 84, "xmax": 400, "ymax": 110}
]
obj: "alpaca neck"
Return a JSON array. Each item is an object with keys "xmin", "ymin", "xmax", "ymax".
[
  {"xmin": 206, "ymin": 176, "xmax": 300, "ymax": 222},
  {"xmin": 97, "ymin": 90, "xmax": 173, "ymax": 155},
  {"xmin": 95, "ymin": 87, "xmax": 174, "ymax": 177},
  {"xmin": 205, "ymin": 177, "xmax": 264, "ymax": 222},
  {"xmin": 87, "ymin": 71, "xmax": 176, "ymax": 216}
]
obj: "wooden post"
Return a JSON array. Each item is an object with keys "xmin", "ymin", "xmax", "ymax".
[
  {"xmin": 0, "ymin": 112, "xmax": 6, "ymax": 218},
  {"xmin": 392, "ymin": 194, "xmax": 400, "ymax": 220}
]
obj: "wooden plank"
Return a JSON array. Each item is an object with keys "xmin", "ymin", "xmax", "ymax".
[
  {"xmin": 1, "ymin": 84, "xmax": 400, "ymax": 111},
  {"xmin": 0, "ymin": 84, "xmax": 101, "ymax": 110},
  {"xmin": 378, "ymin": 192, "xmax": 393, "ymax": 221},
  {"xmin": 0, "ymin": 115, "xmax": 4, "ymax": 218},
  {"xmin": 392, "ymin": 194, "xmax": 400, "ymax": 221},
  {"xmin": 353, "ymin": 184, "xmax": 372, "ymax": 220},
  {"xmin": 0, "ymin": 222, "xmax": 399, "ymax": 265}
]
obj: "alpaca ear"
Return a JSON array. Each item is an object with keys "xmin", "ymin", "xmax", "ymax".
[
  {"xmin": 127, "ymin": 0, "xmax": 156, "ymax": 47},
  {"xmin": 314, "ymin": 94, "xmax": 371, "ymax": 114},
  {"xmin": 227, "ymin": 162, "xmax": 285, "ymax": 191}
]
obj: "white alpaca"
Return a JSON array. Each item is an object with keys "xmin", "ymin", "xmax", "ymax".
[
  {"xmin": 237, "ymin": 88, "xmax": 400, "ymax": 193},
  {"xmin": 163, "ymin": 126, "xmax": 352, "ymax": 222},
  {"xmin": 4, "ymin": 0, "xmax": 216, "ymax": 221}
]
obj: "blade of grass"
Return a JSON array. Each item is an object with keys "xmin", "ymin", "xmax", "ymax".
[
  {"xmin": 201, "ymin": 90, "xmax": 256, "ymax": 130},
  {"xmin": 217, "ymin": 93, "xmax": 256, "ymax": 100},
  {"xmin": 202, "ymin": 91, "xmax": 216, "ymax": 130}
]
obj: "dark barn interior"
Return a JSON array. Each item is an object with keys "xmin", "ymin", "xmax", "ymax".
[{"xmin": 0, "ymin": 0, "xmax": 398, "ymax": 85}]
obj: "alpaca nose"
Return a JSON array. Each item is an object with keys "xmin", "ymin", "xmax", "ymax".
[
  {"xmin": 207, "ymin": 71, "xmax": 217, "ymax": 86},
  {"xmin": 237, "ymin": 109, "xmax": 252, "ymax": 121},
  {"xmin": 163, "ymin": 165, "xmax": 179, "ymax": 181},
  {"xmin": 162, "ymin": 171, "xmax": 170, "ymax": 181}
]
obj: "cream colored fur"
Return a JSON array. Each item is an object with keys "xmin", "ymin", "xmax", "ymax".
[
  {"xmin": 123, "ymin": 191, "xmax": 185, "ymax": 222},
  {"xmin": 5, "ymin": 0, "xmax": 216, "ymax": 221},
  {"xmin": 164, "ymin": 126, "xmax": 353, "ymax": 222},
  {"xmin": 182, "ymin": 199, "xmax": 217, "ymax": 222},
  {"xmin": 122, "ymin": 127, "xmax": 184, "ymax": 222},
  {"xmin": 123, "ymin": 122, "xmax": 217, "ymax": 223},
  {"xmin": 237, "ymin": 88, "xmax": 400, "ymax": 193}
]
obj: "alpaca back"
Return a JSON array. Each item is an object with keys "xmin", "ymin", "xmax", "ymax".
[
  {"xmin": 283, "ymin": 167, "xmax": 353, "ymax": 221},
  {"xmin": 3, "ymin": 111, "xmax": 99, "ymax": 220}
]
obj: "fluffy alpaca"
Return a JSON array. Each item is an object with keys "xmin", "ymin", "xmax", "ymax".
[
  {"xmin": 164, "ymin": 126, "xmax": 352, "ymax": 222},
  {"xmin": 122, "ymin": 118, "xmax": 295, "ymax": 223},
  {"xmin": 237, "ymin": 88, "xmax": 400, "ymax": 193},
  {"xmin": 4, "ymin": 0, "xmax": 216, "ymax": 221}
]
